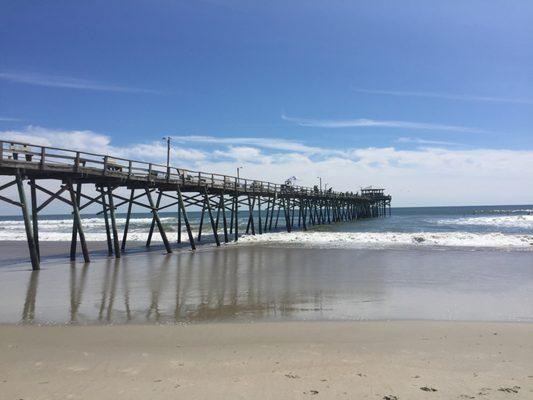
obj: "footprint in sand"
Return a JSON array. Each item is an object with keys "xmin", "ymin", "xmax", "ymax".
[
  {"xmin": 498, "ymin": 386, "xmax": 520, "ymax": 394},
  {"xmin": 420, "ymin": 386, "xmax": 437, "ymax": 392},
  {"xmin": 285, "ymin": 373, "xmax": 300, "ymax": 379},
  {"xmin": 383, "ymin": 396, "xmax": 398, "ymax": 400}
]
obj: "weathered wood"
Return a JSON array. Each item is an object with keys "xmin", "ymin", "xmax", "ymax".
[
  {"xmin": 107, "ymin": 186, "xmax": 121, "ymax": 258},
  {"xmin": 121, "ymin": 188, "xmax": 135, "ymax": 251},
  {"xmin": 68, "ymin": 181, "xmax": 90, "ymax": 262},
  {"xmin": 145, "ymin": 188, "xmax": 172, "ymax": 253},
  {"xmin": 0, "ymin": 140, "xmax": 391, "ymax": 269},
  {"xmin": 234, "ymin": 193, "xmax": 239, "ymax": 241},
  {"xmin": 146, "ymin": 191, "xmax": 163, "ymax": 247},
  {"xmin": 69, "ymin": 182, "xmax": 82, "ymax": 260},
  {"xmin": 246, "ymin": 196, "xmax": 256, "ymax": 235},
  {"xmin": 204, "ymin": 189, "xmax": 220, "ymax": 246},
  {"xmin": 99, "ymin": 187, "xmax": 113, "ymax": 256},
  {"xmin": 220, "ymin": 194, "xmax": 229, "ymax": 243},
  {"xmin": 177, "ymin": 199, "xmax": 182, "ymax": 243},
  {"xmin": 177, "ymin": 188, "xmax": 195, "ymax": 250},
  {"xmin": 16, "ymin": 173, "xmax": 40, "ymax": 270},
  {"xmin": 197, "ymin": 195, "xmax": 206, "ymax": 242}
]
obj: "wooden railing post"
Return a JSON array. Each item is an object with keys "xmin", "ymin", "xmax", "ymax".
[
  {"xmin": 103, "ymin": 156, "xmax": 108, "ymax": 175},
  {"xmin": 128, "ymin": 160, "xmax": 132, "ymax": 178},
  {"xmin": 148, "ymin": 163, "xmax": 152, "ymax": 180},
  {"xmin": 74, "ymin": 151, "xmax": 80, "ymax": 172},
  {"xmin": 40, "ymin": 147, "xmax": 46, "ymax": 170},
  {"xmin": 0, "ymin": 141, "xmax": 3, "ymax": 164}
]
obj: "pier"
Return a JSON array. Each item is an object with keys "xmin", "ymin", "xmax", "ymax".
[{"xmin": 0, "ymin": 140, "xmax": 391, "ymax": 270}]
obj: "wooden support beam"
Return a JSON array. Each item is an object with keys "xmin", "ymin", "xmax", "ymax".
[
  {"xmin": 29, "ymin": 179, "xmax": 40, "ymax": 259},
  {"xmin": 257, "ymin": 195, "xmax": 262, "ymax": 235},
  {"xmin": 204, "ymin": 189, "xmax": 220, "ymax": 246},
  {"xmin": 107, "ymin": 186, "xmax": 121, "ymax": 258},
  {"xmin": 234, "ymin": 193, "xmax": 239, "ymax": 241},
  {"xmin": 269, "ymin": 194, "xmax": 276, "ymax": 231},
  {"xmin": 121, "ymin": 188, "xmax": 135, "ymax": 251},
  {"xmin": 145, "ymin": 188, "xmax": 172, "ymax": 253},
  {"xmin": 146, "ymin": 191, "xmax": 162, "ymax": 247},
  {"xmin": 246, "ymin": 195, "xmax": 256, "ymax": 235},
  {"xmin": 31, "ymin": 183, "xmax": 72, "ymax": 210},
  {"xmin": 68, "ymin": 181, "xmax": 90, "ymax": 263},
  {"xmin": 220, "ymin": 194, "xmax": 229, "ymax": 243},
  {"xmin": 16, "ymin": 173, "xmax": 39, "ymax": 271},
  {"xmin": 69, "ymin": 182, "xmax": 82, "ymax": 260},
  {"xmin": 0, "ymin": 180, "xmax": 16, "ymax": 192},
  {"xmin": 177, "ymin": 188, "xmax": 195, "ymax": 250},
  {"xmin": 177, "ymin": 198, "xmax": 182, "ymax": 243},
  {"xmin": 99, "ymin": 187, "xmax": 113, "ymax": 256},
  {"xmin": 197, "ymin": 195, "xmax": 206, "ymax": 242},
  {"xmin": 0, "ymin": 194, "xmax": 21, "ymax": 207},
  {"xmin": 34, "ymin": 186, "xmax": 68, "ymax": 213},
  {"xmin": 78, "ymin": 191, "xmax": 105, "ymax": 211}
]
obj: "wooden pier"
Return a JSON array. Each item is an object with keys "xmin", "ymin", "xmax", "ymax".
[{"xmin": 0, "ymin": 140, "xmax": 392, "ymax": 270}]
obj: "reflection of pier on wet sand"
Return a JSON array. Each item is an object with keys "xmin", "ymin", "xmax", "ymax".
[{"xmin": 3, "ymin": 242, "xmax": 533, "ymax": 325}]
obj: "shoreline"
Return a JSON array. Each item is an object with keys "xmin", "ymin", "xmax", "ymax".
[
  {"xmin": 2, "ymin": 244, "xmax": 533, "ymax": 325},
  {"xmin": 1, "ymin": 320, "xmax": 532, "ymax": 399}
]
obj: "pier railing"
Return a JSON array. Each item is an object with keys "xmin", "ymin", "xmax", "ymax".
[{"xmin": 0, "ymin": 139, "xmax": 377, "ymax": 200}]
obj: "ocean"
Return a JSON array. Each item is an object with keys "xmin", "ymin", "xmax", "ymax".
[
  {"xmin": 0, "ymin": 204, "xmax": 532, "ymax": 325},
  {"xmin": 1, "ymin": 204, "xmax": 532, "ymax": 250}
]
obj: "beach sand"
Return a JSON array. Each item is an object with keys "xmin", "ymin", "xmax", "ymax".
[
  {"xmin": 1, "ymin": 242, "xmax": 533, "ymax": 398},
  {"xmin": 1, "ymin": 321, "xmax": 532, "ymax": 399}
]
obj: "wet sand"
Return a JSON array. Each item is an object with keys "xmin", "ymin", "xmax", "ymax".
[
  {"xmin": 1, "ymin": 321, "xmax": 533, "ymax": 399},
  {"xmin": 1, "ymin": 242, "xmax": 533, "ymax": 324}
]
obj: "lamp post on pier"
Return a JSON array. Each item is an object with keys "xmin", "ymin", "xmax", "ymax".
[
  {"xmin": 317, "ymin": 176, "xmax": 322, "ymax": 192},
  {"xmin": 237, "ymin": 166, "xmax": 243, "ymax": 181},
  {"xmin": 162, "ymin": 136, "xmax": 172, "ymax": 169}
]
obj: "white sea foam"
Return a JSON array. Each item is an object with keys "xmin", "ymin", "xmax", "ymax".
[
  {"xmin": 436, "ymin": 215, "xmax": 533, "ymax": 229},
  {"xmin": 239, "ymin": 231, "xmax": 533, "ymax": 249}
]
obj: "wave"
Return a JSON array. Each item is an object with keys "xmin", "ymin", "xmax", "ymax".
[
  {"xmin": 238, "ymin": 231, "xmax": 533, "ymax": 250},
  {"xmin": 436, "ymin": 215, "xmax": 533, "ymax": 229}
]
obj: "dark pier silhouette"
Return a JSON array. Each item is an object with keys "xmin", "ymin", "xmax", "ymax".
[{"xmin": 0, "ymin": 140, "xmax": 391, "ymax": 270}]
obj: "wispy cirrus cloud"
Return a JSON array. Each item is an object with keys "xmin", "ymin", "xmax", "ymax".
[
  {"xmin": 0, "ymin": 71, "xmax": 159, "ymax": 94},
  {"xmin": 0, "ymin": 117, "xmax": 20, "ymax": 122},
  {"xmin": 353, "ymin": 88, "xmax": 533, "ymax": 105},
  {"xmin": 170, "ymin": 135, "xmax": 331, "ymax": 154},
  {"xmin": 282, "ymin": 114, "xmax": 489, "ymax": 134},
  {"xmin": 396, "ymin": 137, "xmax": 463, "ymax": 146}
]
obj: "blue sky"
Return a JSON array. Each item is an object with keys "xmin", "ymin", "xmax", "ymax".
[{"xmin": 1, "ymin": 1, "xmax": 532, "ymax": 208}]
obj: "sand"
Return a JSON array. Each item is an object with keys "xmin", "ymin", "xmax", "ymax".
[{"xmin": 1, "ymin": 321, "xmax": 532, "ymax": 399}]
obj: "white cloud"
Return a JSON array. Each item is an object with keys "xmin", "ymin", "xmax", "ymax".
[
  {"xmin": 396, "ymin": 137, "xmax": 462, "ymax": 146},
  {"xmin": 170, "ymin": 135, "xmax": 329, "ymax": 154},
  {"xmin": 1, "ymin": 126, "xmax": 533, "ymax": 207},
  {"xmin": 0, "ymin": 126, "xmax": 112, "ymax": 153},
  {"xmin": 353, "ymin": 88, "xmax": 533, "ymax": 105},
  {"xmin": 282, "ymin": 114, "xmax": 490, "ymax": 134},
  {"xmin": 0, "ymin": 126, "xmax": 205, "ymax": 163},
  {"xmin": 0, "ymin": 71, "xmax": 158, "ymax": 94},
  {"xmin": 0, "ymin": 117, "xmax": 20, "ymax": 122},
  {"xmin": 213, "ymin": 146, "xmax": 263, "ymax": 161}
]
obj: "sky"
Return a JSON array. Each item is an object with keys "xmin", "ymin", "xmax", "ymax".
[{"xmin": 1, "ymin": 0, "xmax": 532, "ymax": 211}]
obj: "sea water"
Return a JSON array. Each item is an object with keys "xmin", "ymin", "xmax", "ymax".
[{"xmin": 1, "ymin": 204, "xmax": 531, "ymax": 249}]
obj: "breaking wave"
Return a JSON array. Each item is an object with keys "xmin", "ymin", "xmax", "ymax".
[
  {"xmin": 239, "ymin": 231, "xmax": 533, "ymax": 250},
  {"xmin": 436, "ymin": 215, "xmax": 533, "ymax": 229}
]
